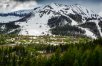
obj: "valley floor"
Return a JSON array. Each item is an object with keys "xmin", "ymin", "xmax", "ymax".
[{"xmin": 0, "ymin": 35, "xmax": 102, "ymax": 66}]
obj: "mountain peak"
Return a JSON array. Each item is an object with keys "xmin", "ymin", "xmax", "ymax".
[
  {"xmin": 50, "ymin": 3, "xmax": 63, "ymax": 7},
  {"xmin": 43, "ymin": 3, "xmax": 66, "ymax": 9}
]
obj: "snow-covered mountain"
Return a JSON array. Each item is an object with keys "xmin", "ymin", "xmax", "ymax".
[{"xmin": 0, "ymin": 3, "xmax": 102, "ymax": 39}]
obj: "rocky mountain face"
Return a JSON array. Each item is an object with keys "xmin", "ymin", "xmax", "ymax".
[{"xmin": 0, "ymin": 3, "xmax": 102, "ymax": 39}]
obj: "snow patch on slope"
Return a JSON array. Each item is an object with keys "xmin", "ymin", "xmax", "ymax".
[
  {"xmin": 99, "ymin": 12, "xmax": 102, "ymax": 17},
  {"xmin": 95, "ymin": 20, "xmax": 102, "ymax": 37},
  {"xmin": 79, "ymin": 27, "xmax": 97, "ymax": 39},
  {"xmin": 17, "ymin": 12, "xmax": 53, "ymax": 36}
]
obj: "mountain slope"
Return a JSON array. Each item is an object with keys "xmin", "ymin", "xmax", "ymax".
[{"xmin": 0, "ymin": 3, "xmax": 102, "ymax": 39}]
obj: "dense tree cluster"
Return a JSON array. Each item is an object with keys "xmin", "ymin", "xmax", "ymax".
[
  {"xmin": 0, "ymin": 35, "xmax": 102, "ymax": 66},
  {"xmin": 0, "ymin": 23, "xmax": 21, "ymax": 34},
  {"xmin": 99, "ymin": 21, "xmax": 102, "ymax": 32},
  {"xmin": 68, "ymin": 14, "xmax": 82, "ymax": 23},
  {"xmin": 48, "ymin": 16, "xmax": 72, "ymax": 28},
  {"xmin": 79, "ymin": 22, "xmax": 100, "ymax": 37},
  {"xmin": 51, "ymin": 24, "xmax": 85, "ymax": 36}
]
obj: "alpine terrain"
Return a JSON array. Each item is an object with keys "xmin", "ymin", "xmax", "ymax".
[{"xmin": 0, "ymin": 3, "xmax": 102, "ymax": 39}]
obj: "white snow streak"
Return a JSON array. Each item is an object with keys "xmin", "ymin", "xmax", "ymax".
[
  {"xmin": 79, "ymin": 27, "xmax": 97, "ymax": 39},
  {"xmin": 95, "ymin": 20, "xmax": 102, "ymax": 37}
]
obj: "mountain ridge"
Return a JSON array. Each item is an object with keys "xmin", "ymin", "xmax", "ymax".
[{"xmin": 0, "ymin": 3, "xmax": 102, "ymax": 39}]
